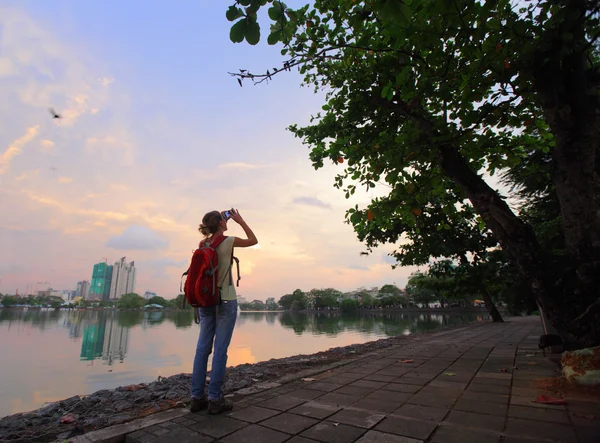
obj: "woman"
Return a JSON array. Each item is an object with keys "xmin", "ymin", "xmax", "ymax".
[{"xmin": 190, "ymin": 208, "xmax": 257, "ymax": 414}]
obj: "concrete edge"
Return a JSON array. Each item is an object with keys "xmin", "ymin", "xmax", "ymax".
[{"xmin": 64, "ymin": 408, "xmax": 189, "ymax": 443}]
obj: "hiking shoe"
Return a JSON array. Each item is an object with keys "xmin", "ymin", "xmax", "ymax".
[
  {"xmin": 207, "ymin": 396, "xmax": 233, "ymax": 415},
  {"xmin": 189, "ymin": 397, "xmax": 208, "ymax": 413}
]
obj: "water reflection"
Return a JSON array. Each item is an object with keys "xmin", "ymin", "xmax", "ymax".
[
  {"xmin": 0, "ymin": 308, "xmax": 487, "ymax": 418},
  {"xmin": 277, "ymin": 311, "xmax": 486, "ymax": 337}
]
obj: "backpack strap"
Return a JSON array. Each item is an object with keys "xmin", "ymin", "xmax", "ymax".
[{"xmin": 231, "ymin": 256, "xmax": 241, "ymax": 287}]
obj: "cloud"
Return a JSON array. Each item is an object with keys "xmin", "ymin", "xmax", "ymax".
[
  {"xmin": 15, "ymin": 169, "xmax": 39, "ymax": 181},
  {"xmin": 105, "ymin": 226, "xmax": 168, "ymax": 250},
  {"xmin": 219, "ymin": 162, "xmax": 270, "ymax": 171},
  {"xmin": 0, "ymin": 126, "xmax": 39, "ymax": 174},
  {"xmin": 85, "ymin": 136, "xmax": 135, "ymax": 165},
  {"xmin": 348, "ymin": 264, "xmax": 370, "ymax": 271},
  {"xmin": 292, "ymin": 196, "xmax": 331, "ymax": 209},
  {"xmin": 40, "ymin": 139, "xmax": 54, "ymax": 151},
  {"xmin": 382, "ymin": 254, "xmax": 397, "ymax": 265},
  {"xmin": 98, "ymin": 76, "xmax": 115, "ymax": 86},
  {"xmin": 57, "ymin": 176, "xmax": 72, "ymax": 183}
]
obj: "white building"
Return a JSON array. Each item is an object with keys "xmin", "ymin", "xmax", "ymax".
[
  {"xmin": 237, "ymin": 296, "xmax": 247, "ymax": 304},
  {"xmin": 109, "ymin": 257, "xmax": 136, "ymax": 299},
  {"xmin": 76, "ymin": 280, "xmax": 90, "ymax": 299}
]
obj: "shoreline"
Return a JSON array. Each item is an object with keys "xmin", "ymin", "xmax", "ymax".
[{"xmin": 0, "ymin": 318, "xmax": 490, "ymax": 442}]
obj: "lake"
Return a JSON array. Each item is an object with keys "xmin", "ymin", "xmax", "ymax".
[{"xmin": 0, "ymin": 308, "xmax": 489, "ymax": 418}]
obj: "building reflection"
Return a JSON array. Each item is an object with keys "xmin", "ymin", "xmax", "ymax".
[{"xmin": 80, "ymin": 311, "xmax": 129, "ymax": 365}]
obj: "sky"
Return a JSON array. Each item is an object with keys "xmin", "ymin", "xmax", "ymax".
[{"xmin": 0, "ymin": 1, "xmax": 422, "ymax": 301}]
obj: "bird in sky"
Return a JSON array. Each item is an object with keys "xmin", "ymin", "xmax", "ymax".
[{"xmin": 48, "ymin": 107, "xmax": 62, "ymax": 119}]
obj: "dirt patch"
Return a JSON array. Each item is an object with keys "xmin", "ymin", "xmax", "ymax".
[{"xmin": 534, "ymin": 376, "xmax": 600, "ymax": 402}]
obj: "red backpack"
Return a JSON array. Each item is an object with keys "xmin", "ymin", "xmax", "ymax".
[{"xmin": 181, "ymin": 235, "xmax": 240, "ymax": 316}]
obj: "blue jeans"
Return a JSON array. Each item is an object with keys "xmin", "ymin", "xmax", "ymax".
[{"xmin": 191, "ymin": 299, "xmax": 238, "ymax": 401}]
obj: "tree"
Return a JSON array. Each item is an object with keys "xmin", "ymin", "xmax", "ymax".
[
  {"xmin": 226, "ymin": 0, "xmax": 600, "ymax": 346},
  {"xmin": 117, "ymin": 293, "xmax": 146, "ymax": 309},
  {"xmin": 146, "ymin": 296, "xmax": 169, "ymax": 307},
  {"xmin": 405, "ymin": 272, "xmax": 438, "ymax": 307},
  {"xmin": 310, "ymin": 288, "xmax": 342, "ymax": 309},
  {"xmin": 278, "ymin": 289, "xmax": 309, "ymax": 310},
  {"xmin": 1, "ymin": 296, "xmax": 18, "ymax": 307},
  {"xmin": 168, "ymin": 293, "xmax": 192, "ymax": 310}
]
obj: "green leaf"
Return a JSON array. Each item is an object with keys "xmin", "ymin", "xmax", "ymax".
[
  {"xmin": 226, "ymin": 6, "xmax": 244, "ymax": 22},
  {"xmin": 245, "ymin": 20, "xmax": 261, "ymax": 45},
  {"xmin": 230, "ymin": 19, "xmax": 247, "ymax": 43},
  {"xmin": 268, "ymin": 6, "xmax": 282, "ymax": 20},
  {"xmin": 267, "ymin": 31, "xmax": 281, "ymax": 45}
]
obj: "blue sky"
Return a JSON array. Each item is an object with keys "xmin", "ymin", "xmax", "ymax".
[{"xmin": 0, "ymin": 1, "xmax": 419, "ymax": 299}]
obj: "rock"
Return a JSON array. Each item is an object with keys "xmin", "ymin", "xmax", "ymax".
[
  {"xmin": 36, "ymin": 403, "xmax": 60, "ymax": 417},
  {"xmin": 59, "ymin": 395, "xmax": 81, "ymax": 409},
  {"xmin": 114, "ymin": 400, "xmax": 132, "ymax": 412},
  {"xmin": 107, "ymin": 414, "xmax": 130, "ymax": 426}
]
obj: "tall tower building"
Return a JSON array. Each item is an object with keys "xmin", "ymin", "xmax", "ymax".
[
  {"xmin": 109, "ymin": 257, "xmax": 136, "ymax": 299},
  {"xmin": 89, "ymin": 262, "xmax": 113, "ymax": 300},
  {"xmin": 76, "ymin": 280, "xmax": 90, "ymax": 299}
]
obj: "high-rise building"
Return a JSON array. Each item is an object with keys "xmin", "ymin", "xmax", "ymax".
[
  {"xmin": 109, "ymin": 257, "xmax": 136, "ymax": 300},
  {"xmin": 143, "ymin": 291, "xmax": 156, "ymax": 300},
  {"xmin": 89, "ymin": 262, "xmax": 113, "ymax": 300},
  {"xmin": 76, "ymin": 280, "xmax": 90, "ymax": 299}
]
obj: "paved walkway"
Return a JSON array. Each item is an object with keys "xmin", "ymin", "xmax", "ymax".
[{"xmin": 124, "ymin": 317, "xmax": 599, "ymax": 443}]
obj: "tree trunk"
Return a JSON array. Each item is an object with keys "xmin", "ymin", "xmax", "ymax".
[
  {"xmin": 436, "ymin": 142, "xmax": 596, "ymax": 346},
  {"xmin": 481, "ymin": 289, "xmax": 504, "ymax": 323},
  {"xmin": 530, "ymin": 15, "xmax": 600, "ymax": 324}
]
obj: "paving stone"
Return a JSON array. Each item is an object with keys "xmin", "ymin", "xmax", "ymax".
[
  {"xmin": 352, "ymin": 397, "xmax": 406, "ymax": 413},
  {"xmin": 460, "ymin": 390, "xmax": 509, "ymax": 404},
  {"xmin": 289, "ymin": 401, "xmax": 342, "ymax": 419},
  {"xmin": 314, "ymin": 392, "xmax": 360, "ymax": 407},
  {"xmin": 407, "ymin": 393, "xmax": 457, "ymax": 409},
  {"xmin": 375, "ymin": 416, "xmax": 437, "ymax": 440},
  {"xmin": 334, "ymin": 385, "xmax": 373, "ymax": 397},
  {"xmin": 429, "ymin": 424, "xmax": 501, "ymax": 443},
  {"xmin": 575, "ymin": 424, "xmax": 600, "ymax": 443},
  {"xmin": 427, "ymin": 380, "xmax": 469, "ymax": 390},
  {"xmin": 444, "ymin": 410, "xmax": 505, "ymax": 432},
  {"xmin": 392, "ymin": 377, "xmax": 429, "ymax": 386},
  {"xmin": 510, "ymin": 395, "xmax": 567, "ymax": 410},
  {"xmin": 505, "ymin": 417, "xmax": 578, "ymax": 442},
  {"xmin": 193, "ymin": 416, "xmax": 247, "ymax": 439},
  {"xmin": 261, "ymin": 412, "xmax": 319, "ymax": 434},
  {"xmin": 227, "ymin": 405, "xmax": 280, "ymax": 423},
  {"xmin": 365, "ymin": 390, "xmax": 412, "ymax": 404},
  {"xmin": 259, "ymin": 395, "xmax": 307, "ymax": 411},
  {"xmin": 453, "ymin": 398, "xmax": 507, "ymax": 416},
  {"xmin": 304, "ymin": 381, "xmax": 345, "ymax": 392},
  {"xmin": 466, "ymin": 382, "xmax": 510, "ymax": 395},
  {"xmin": 349, "ymin": 380, "xmax": 388, "ymax": 389},
  {"xmin": 141, "ymin": 427, "xmax": 212, "ymax": 443},
  {"xmin": 470, "ymin": 376, "xmax": 511, "ymax": 386},
  {"xmin": 475, "ymin": 371, "xmax": 512, "ymax": 380},
  {"xmin": 220, "ymin": 424, "xmax": 289, "ymax": 443},
  {"xmin": 382, "ymin": 383, "xmax": 421, "ymax": 394},
  {"xmin": 508, "ymin": 404, "xmax": 570, "ymax": 424},
  {"xmin": 327, "ymin": 408, "xmax": 386, "ymax": 429},
  {"xmin": 301, "ymin": 422, "xmax": 366, "ymax": 442},
  {"xmin": 392, "ymin": 403, "xmax": 448, "ymax": 422},
  {"xmin": 355, "ymin": 430, "xmax": 423, "ymax": 443},
  {"xmin": 363, "ymin": 374, "xmax": 398, "ymax": 382},
  {"xmin": 288, "ymin": 389, "xmax": 327, "ymax": 400},
  {"xmin": 287, "ymin": 436, "xmax": 320, "ymax": 443},
  {"xmin": 126, "ymin": 430, "xmax": 155, "ymax": 443}
]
